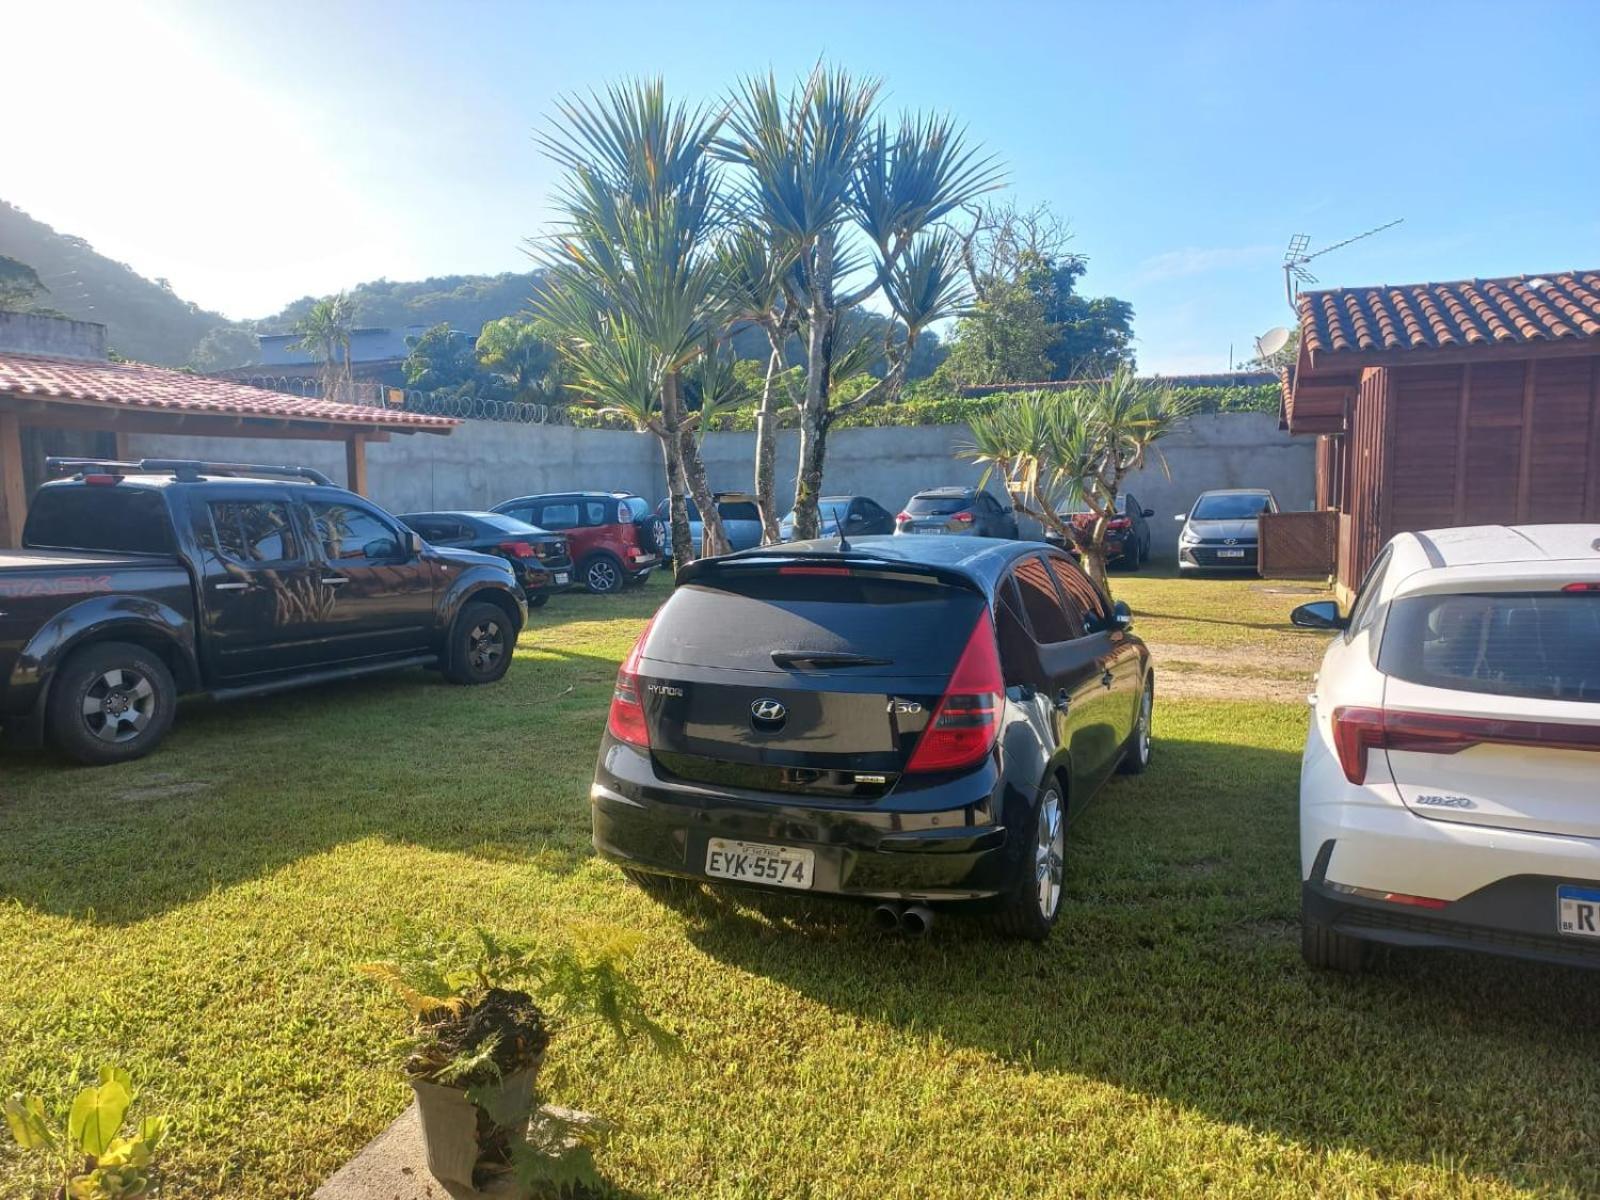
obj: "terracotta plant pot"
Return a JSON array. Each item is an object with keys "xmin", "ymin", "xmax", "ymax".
[{"xmin": 411, "ymin": 1062, "xmax": 541, "ymax": 1189}]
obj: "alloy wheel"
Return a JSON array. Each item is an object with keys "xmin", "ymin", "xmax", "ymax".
[
  {"xmin": 1035, "ymin": 789, "xmax": 1065, "ymax": 920},
  {"xmin": 588, "ymin": 560, "xmax": 620, "ymax": 592},
  {"xmin": 467, "ymin": 619, "xmax": 505, "ymax": 674},
  {"xmin": 81, "ymin": 667, "xmax": 156, "ymax": 744},
  {"xmin": 1138, "ymin": 687, "xmax": 1152, "ymax": 763}
]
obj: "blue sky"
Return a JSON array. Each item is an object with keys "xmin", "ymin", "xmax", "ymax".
[{"xmin": 7, "ymin": 0, "xmax": 1598, "ymax": 372}]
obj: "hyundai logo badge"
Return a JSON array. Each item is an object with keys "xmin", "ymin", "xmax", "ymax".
[
  {"xmin": 750, "ymin": 697, "xmax": 787, "ymax": 728},
  {"xmin": 1224, "ymin": 537, "xmax": 1239, "ymax": 546}
]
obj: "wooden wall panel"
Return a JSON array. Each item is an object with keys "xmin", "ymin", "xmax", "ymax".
[
  {"xmin": 1342, "ymin": 367, "xmax": 1390, "ymax": 589},
  {"xmin": 1387, "ymin": 365, "xmax": 1463, "ymax": 531},
  {"xmin": 1461, "ymin": 360, "xmax": 1526, "ymax": 525},
  {"xmin": 1527, "ymin": 356, "xmax": 1595, "ymax": 522}
]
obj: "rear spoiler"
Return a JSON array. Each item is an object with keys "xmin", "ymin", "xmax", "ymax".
[{"xmin": 678, "ymin": 546, "xmax": 984, "ymax": 592}]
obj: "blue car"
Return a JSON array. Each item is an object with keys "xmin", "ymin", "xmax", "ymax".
[{"xmin": 657, "ymin": 492, "xmax": 766, "ymax": 561}]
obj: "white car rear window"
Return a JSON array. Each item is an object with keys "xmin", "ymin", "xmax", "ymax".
[{"xmin": 1381, "ymin": 592, "xmax": 1600, "ymax": 703}]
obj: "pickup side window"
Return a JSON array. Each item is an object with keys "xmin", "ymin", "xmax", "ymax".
[
  {"xmin": 23, "ymin": 487, "xmax": 174, "ymax": 554},
  {"xmin": 208, "ymin": 500, "xmax": 300, "ymax": 563},
  {"xmin": 306, "ymin": 499, "xmax": 402, "ymax": 561}
]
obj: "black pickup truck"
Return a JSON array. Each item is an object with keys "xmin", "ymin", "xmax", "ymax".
[{"xmin": 1, "ymin": 458, "xmax": 527, "ymax": 765}]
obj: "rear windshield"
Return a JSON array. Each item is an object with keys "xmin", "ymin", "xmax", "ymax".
[
  {"xmin": 1380, "ymin": 592, "xmax": 1600, "ymax": 703},
  {"xmin": 24, "ymin": 487, "xmax": 174, "ymax": 555},
  {"xmin": 475, "ymin": 513, "xmax": 544, "ymax": 535},
  {"xmin": 718, "ymin": 500, "xmax": 761, "ymax": 522},
  {"xmin": 908, "ymin": 494, "xmax": 972, "ymax": 516},
  {"xmin": 644, "ymin": 573, "xmax": 985, "ymax": 677},
  {"xmin": 1192, "ymin": 494, "xmax": 1270, "ymax": 520}
]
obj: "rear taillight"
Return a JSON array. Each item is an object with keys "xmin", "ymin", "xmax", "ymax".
[
  {"xmin": 1333, "ymin": 705, "xmax": 1600, "ymax": 784},
  {"xmin": 1107, "ymin": 517, "xmax": 1132, "ymax": 530},
  {"xmin": 498, "ymin": 540, "xmax": 537, "ymax": 559},
  {"xmin": 606, "ymin": 618, "xmax": 655, "ymax": 748},
  {"xmin": 1562, "ymin": 582, "xmax": 1600, "ymax": 593},
  {"xmin": 84, "ymin": 474, "xmax": 122, "ymax": 486},
  {"xmin": 906, "ymin": 613, "xmax": 1004, "ymax": 773},
  {"xmin": 896, "ymin": 511, "xmax": 911, "ymax": 523},
  {"xmin": 779, "ymin": 565, "xmax": 852, "ymax": 576},
  {"xmin": 952, "ymin": 511, "xmax": 975, "ymax": 524}
]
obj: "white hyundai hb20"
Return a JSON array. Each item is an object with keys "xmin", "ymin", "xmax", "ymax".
[{"xmin": 1291, "ymin": 524, "xmax": 1600, "ymax": 972}]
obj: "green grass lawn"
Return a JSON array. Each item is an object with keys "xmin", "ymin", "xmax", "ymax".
[{"xmin": 2, "ymin": 573, "xmax": 1597, "ymax": 1198}]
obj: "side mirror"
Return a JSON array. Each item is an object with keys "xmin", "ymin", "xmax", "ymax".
[
  {"xmin": 847, "ymin": 512, "xmax": 866, "ymax": 526},
  {"xmin": 1173, "ymin": 513, "xmax": 1188, "ymax": 522},
  {"xmin": 406, "ymin": 530, "xmax": 424, "ymax": 556},
  {"xmin": 1291, "ymin": 600, "xmax": 1347, "ymax": 630},
  {"xmin": 1141, "ymin": 508, "xmax": 1155, "ymax": 519},
  {"xmin": 1113, "ymin": 600, "xmax": 1133, "ymax": 630}
]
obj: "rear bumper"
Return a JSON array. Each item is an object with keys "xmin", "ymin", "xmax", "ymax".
[
  {"xmin": 518, "ymin": 560, "xmax": 576, "ymax": 597},
  {"xmin": 1303, "ymin": 876, "xmax": 1600, "ymax": 970},
  {"xmin": 591, "ymin": 741, "xmax": 1017, "ymax": 903}
]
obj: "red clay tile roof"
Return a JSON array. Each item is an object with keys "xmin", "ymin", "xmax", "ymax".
[
  {"xmin": 0, "ymin": 352, "xmax": 458, "ymax": 431},
  {"xmin": 1298, "ymin": 270, "xmax": 1600, "ymax": 358}
]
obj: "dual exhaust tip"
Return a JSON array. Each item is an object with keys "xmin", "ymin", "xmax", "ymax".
[{"xmin": 870, "ymin": 902, "xmax": 935, "ymax": 938}]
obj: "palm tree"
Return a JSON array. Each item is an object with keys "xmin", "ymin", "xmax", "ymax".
[
  {"xmin": 290, "ymin": 293, "xmax": 356, "ymax": 401},
  {"xmin": 964, "ymin": 367, "xmax": 1193, "ymax": 591},
  {"xmin": 718, "ymin": 66, "xmax": 1000, "ymax": 538},
  {"xmin": 475, "ymin": 316, "xmax": 562, "ymax": 404},
  {"xmin": 534, "ymin": 78, "xmax": 734, "ymax": 559}
]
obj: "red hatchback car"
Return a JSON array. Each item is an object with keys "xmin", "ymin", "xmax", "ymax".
[{"xmin": 491, "ymin": 491, "xmax": 664, "ymax": 593}]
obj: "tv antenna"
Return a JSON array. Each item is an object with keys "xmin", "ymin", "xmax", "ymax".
[{"xmin": 1283, "ymin": 218, "xmax": 1404, "ymax": 308}]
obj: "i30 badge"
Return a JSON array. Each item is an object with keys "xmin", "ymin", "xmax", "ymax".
[{"xmin": 750, "ymin": 697, "xmax": 787, "ymax": 731}]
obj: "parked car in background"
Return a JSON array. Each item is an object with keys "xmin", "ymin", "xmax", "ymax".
[
  {"xmin": 1291, "ymin": 524, "xmax": 1600, "ymax": 973},
  {"xmin": 1045, "ymin": 492, "xmax": 1155, "ymax": 569},
  {"xmin": 778, "ymin": 495, "xmax": 896, "ymax": 541},
  {"xmin": 591, "ymin": 535, "xmax": 1152, "ymax": 940},
  {"xmin": 1, "ymin": 458, "xmax": 526, "ymax": 765},
  {"xmin": 1175, "ymin": 488, "xmax": 1278, "ymax": 571},
  {"xmin": 400, "ymin": 510, "xmax": 573, "ymax": 607},
  {"xmin": 655, "ymin": 492, "xmax": 765, "ymax": 562},
  {"xmin": 491, "ymin": 491, "xmax": 663, "ymax": 594},
  {"xmin": 896, "ymin": 486, "xmax": 1018, "ymax": 539}
]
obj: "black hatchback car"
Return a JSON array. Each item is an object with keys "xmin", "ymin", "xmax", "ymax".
[
  {"xmin": 590, "ymin": 536, "xmax": 1153, "ymax": 939},
  {"xmin": 400, "ymin": 511, "xmax": 574, "ymax": 607}
]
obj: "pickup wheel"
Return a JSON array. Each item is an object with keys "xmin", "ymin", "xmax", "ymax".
[
  {"xmin": 444, "ymin": 601, "xmax": 514, "ymax": 685},
  {"xmin": 47, "ymin": 642, "xmax": 177, "ymax": 766}
]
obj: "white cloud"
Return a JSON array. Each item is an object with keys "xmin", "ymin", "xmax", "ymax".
[{"xmin": 1133, "ymin": 244, "xmax": 1276, "ymax": 284}]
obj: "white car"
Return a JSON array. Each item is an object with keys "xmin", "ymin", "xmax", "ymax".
[{"xmin": 1291, "ymin": 524, "xmax": 1600, "ymax": 972}]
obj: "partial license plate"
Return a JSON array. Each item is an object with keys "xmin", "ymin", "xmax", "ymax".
[
  {"xmin": 705, "ymin": 838, "xmax": 815, "ymax": 890},
  {"xmin": 1558, "ymin": 884, "xmax": 1600, "ymax": 938},
  {"xmin": 1217, "ymin": 548, "xmax": 1246, "ymax": 558},
  {"xmin": 554, "ymin": 572, "xmax": 569, "ymax": 585},
  {"xmin": 914, "ymin": 526, "xmax": 947, "ymax": 535}
]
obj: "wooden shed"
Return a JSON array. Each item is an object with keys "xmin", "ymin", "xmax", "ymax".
[{"xmin": 1281, "ymin": 269, "xmax": 1600, "ymax": 596}]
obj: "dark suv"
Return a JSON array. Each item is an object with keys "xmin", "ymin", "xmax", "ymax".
[
  {"xmin": 491, "ymin": 492, "xmax": 664, "ymax": 594},
  {"xmin": 590, "ymin": 536, "xmax": 1153, "ymax": 939},
  {"xmin": 896, "ymin": 487, "xmax": 1018, "ymax": 539}
]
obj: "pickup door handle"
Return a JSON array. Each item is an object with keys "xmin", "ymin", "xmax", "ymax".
[
  {"xmin": 1100, "ymin": 669, "xmax": 1115, "ymax": 689},
  {"xmin": 321, "ymin": 576, "xmax": 349, "ymax": 586},
  {"xmin": 1053, "ymin": 689, "xmax": 1071, "ymax": 713},
  {"xmin": 213, "ymin": 581, "xmax": 248, "ymax": 592}
]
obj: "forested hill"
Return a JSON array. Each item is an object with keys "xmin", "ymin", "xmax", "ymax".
[
  {"xmin": 256, "ymin": 271, "xmax": 547, "ymax": 334},
  {"xmin": 0, "ymin": 201, "xmax": 228, "ymax": 364}
]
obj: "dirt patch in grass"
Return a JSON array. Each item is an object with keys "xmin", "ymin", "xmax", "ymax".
[{"xmin": 1149, "ymin": 643, "xmax": 1319, "ymax": 702}]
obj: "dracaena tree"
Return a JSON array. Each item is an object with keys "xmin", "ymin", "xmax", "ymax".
[
  {"xmin": 717, "ymin": 65, "xmax": 1000, "ymax": 540},
  {"xmin": 290, "ymin": 292, "xmax": 356, "ymax": 402},
  {"xmin": 533, "ymin": 79, "xmax": 733, "ymax": 560},
  {"xmin": 964, "ymin": 367, "xmax": 1193, "ymax": 591}
]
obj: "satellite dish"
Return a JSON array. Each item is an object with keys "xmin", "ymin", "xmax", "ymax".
[{"xmin": 1255, "ymin": 327, "xmax": 1292, "ymax": 359}]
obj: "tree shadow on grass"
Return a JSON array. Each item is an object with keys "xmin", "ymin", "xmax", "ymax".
[
  {"xmin": 670, "ymin": 737, "xmax": 1600, "ymax": 1195},
  {"xmin": 0, "ymin": 643, "xmax": 629, "ymax": 925}
]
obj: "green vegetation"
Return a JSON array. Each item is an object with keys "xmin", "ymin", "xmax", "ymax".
[
  {"xmin": 3, "ymin": 577, "xmax": 1596, "ymax": 1197},
  {"xmin": 4, "ymin": 1066, "xmax": 170, "ymax": 1200}
]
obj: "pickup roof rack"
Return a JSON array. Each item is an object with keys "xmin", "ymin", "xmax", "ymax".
[{"xmin": 45, "ymin": 457, "xmax": 337, "ymax": 487}]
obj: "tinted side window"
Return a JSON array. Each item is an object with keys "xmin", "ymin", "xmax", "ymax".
[
  {"xmin": 1346, "ymin": 546, "xmax": 1392, "ymax": 648},
  {"xmin": 209, "ymin": 500, "xmax": 300, "ymax": 563},
  {"xmin": 538, "ymin": 503, "xmax": 580, "ymax": 530},
  {"xmin": 1049, "ymin": 556, "xmax": 1109, "ymax": 633},
  {"xmin": 1014, "ymin": 555, "xmax": 1076, "ymax": 643},
  {"xmin": 585, "ymin": 501, "xmax": 609, "ymax": 525},
  {"xmin": 995, "ymin": 577, "xmax": 1043, "ymax": 686},
  {"xmin": 23, "ymin": 487, "xmax": 174, "ymax": 555},
  {"xmin": 306, "ymin": 500, "xmax": 399, "ymax": 561}
]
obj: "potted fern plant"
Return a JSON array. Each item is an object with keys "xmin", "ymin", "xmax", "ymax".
[{"xmin": 360, "ymin": 927, "xmax": 674, "ymax": 1196}]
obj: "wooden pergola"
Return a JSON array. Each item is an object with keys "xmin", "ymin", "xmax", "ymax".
[{"xmin": 0, "ymin": 350, "xmax": 458, "ymax": 547}]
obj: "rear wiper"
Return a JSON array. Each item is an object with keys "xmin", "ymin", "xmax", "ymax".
[{"xmin": 771, "ymin": 651, "xmax": 893, "ymax": 669}]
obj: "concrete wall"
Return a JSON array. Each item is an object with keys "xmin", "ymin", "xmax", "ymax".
[
  {"xmin": 126, "ymin": 411, "xmax": 1312, "ymax": 558},
  {"xmin": 0, "ymin": 312, "xmax": 108, "ymax": 360}
]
